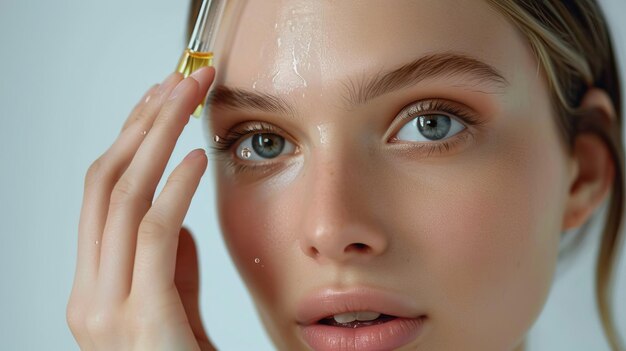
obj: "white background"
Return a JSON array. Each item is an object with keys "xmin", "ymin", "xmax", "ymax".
[{"xmin": 0, "ymin": 1, "xmax": 625, "ymax": 350}]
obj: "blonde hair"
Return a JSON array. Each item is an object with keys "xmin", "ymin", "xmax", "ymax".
[
  {"xmin": 486, "ymin": 2, "xmax": 624, "ymax": 350},
  {"xmin": 186, "ymin": 1, "xmax": 625, "ymax": 349}
]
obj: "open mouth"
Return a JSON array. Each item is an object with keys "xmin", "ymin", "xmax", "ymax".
[
  {"xmin": 317, "ymin": 311, "xmax": 398, "ymax": 328},
  {"xmin": 297, "ymin": 287, "xmax": 427, "ymax": 350}
]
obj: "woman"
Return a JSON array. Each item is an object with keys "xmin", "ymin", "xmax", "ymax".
[{"xmin": 67, "ymin": 0, "xmax": 625, "ymax": 350}]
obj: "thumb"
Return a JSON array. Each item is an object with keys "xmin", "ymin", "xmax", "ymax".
[{"xmin": 175, "ymin": 226, "xmax": 216, "ymax": 351}]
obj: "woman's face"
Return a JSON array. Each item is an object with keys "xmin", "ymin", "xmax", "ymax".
[{"xmin": 207, "ymin": 0, "xmax": 573, "ymax": 350}]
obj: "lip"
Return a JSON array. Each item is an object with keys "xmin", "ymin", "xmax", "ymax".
[
  {"xmin": 296, "ymin": 286, "xmax": 425, "ymax": 326},
  {"xmin": 296, "ymin": 286, "xmax": 427, "ymax": 351}
]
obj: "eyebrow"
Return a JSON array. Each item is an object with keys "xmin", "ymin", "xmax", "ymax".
[{"xmin": 207, "ymin": 52, "xmax": 508, "ymax": 116}]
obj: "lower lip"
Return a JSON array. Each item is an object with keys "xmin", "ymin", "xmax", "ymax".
[{"xmin": 299, "ymin": 316, "xmax": 427, "ymax": 351}]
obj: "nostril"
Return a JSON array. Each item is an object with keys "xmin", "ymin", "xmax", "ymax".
[
  {"xmin": 345, "ymin": 242, "xmax": 371, "ymax": 254},
  {"xmin": 309, "ymin": 247, "xmax": 320, "ymax": 257}
]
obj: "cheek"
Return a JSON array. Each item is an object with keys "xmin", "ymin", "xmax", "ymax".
[
  {"xmin": 392, "ymin": 117, "xmax": 568, "ymax": 347},
  {"xmin": 215, "ymin": 167, "xmax": 299, "ymax": 305}
]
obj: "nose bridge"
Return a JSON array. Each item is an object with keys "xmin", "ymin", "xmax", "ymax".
[{"xmin": 298, "ymin": 137, "xmax": 388, "ymax": 264}]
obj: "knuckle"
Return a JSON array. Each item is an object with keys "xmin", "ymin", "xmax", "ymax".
[
  {"xmin": 110, "ymin": 178, "xmax": 149, "ymax": 207},
  {"xmin": 81, "ymin": 299, "xmax": 134, "ymax": 343},
  {"xmin": 111, "ymin": 178, "xmax": 134, "ymax": 201},
  {"xmin": 139, "ymin": 214, "xmax": 170, "ymax": 239},
  {"xmin": 109, "ymin": 178, "xmax": 153, "ymax": 214},
  {"xmin": 84, "ymin": 157, "xmax": 105, "ymax": 188},
  {"xmin": 84, "ymin": 308, "xmax": 117, "ymax": 338},
  {"xmin": 132, "ymin": 109, "xmax": 151, "ymax": 124},
  {"xmin": 66, "ymin": 302, "xmax": 85, "ymax": 334},
  {"xmin": 165, "ymin": 174, "xmax": 188, "ymax": 188}
]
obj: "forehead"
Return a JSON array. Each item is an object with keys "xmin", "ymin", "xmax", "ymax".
[{"xmin": 213, "ymin": 0, "xmax": 533, "ymax": 98}]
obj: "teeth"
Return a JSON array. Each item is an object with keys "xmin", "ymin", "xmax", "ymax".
[
  {"xmin": 333, "ymin": 312, "xmax": 357, "ymax": 323},
  {"xmin": 356, "ymin": 311, "xmax": 381, "ymax": 321},
  {"xmin": 332, "ymin": 311, "xmax": 381, "ymax": 323}
]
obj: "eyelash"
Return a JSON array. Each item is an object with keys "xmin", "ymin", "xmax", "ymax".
[
  {"xmin": 208, "ymin": 121, "xmax": 287, "ymax": 174},
  {"xmin": 208, "ymin": 99, "xmax": 485, "ymax": 173},
  {"xmin": 388, "ymin": 99, "xmax": 484, "ymax": 155}
]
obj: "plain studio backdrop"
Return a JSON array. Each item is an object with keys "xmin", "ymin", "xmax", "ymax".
[{"xmin": 0, "ymin": 1, "xmax": 625, "ymax": 350}]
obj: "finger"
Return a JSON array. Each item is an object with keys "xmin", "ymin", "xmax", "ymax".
[
  {"xmin": 174, "ymin": 227, "xmax": 212, "ymax": 345},
  {"xmin": 120, "ymin": 83, "xmax": 160, "ymax": 133},
  {"xmin": 119, "ymin": 71, "xmax": 182, "ymax": 135},
  {"xmin": 73, "ymin": 72, "xmax": 183, "ymax": 290},
  {"xmin": 131, "ymin": 148, "xmax": 207, "ymax": 293},
  {"xmin": 98, "ymin": 67, "xmax": 215, "ymax": 301},
  {"xmin": 68, "ymin": 75, "xmax": 178, "ymax": 351}
]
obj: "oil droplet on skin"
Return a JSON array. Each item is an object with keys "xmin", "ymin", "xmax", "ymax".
[
  {"xmin": 95, "ymin": 240, "xmax": 99, "ymax": 245},
  {"xmin": 263, "ymin": 2, "xmax": 320, "ymax": 95},
  {"xmin": 291, "ymin": 48, "xmax": 307, "ymax": 87},
  {"xmin": 316, "ymin": 123, "xmax": 330, "ymax": 145},
  {"xmin": 254, "ymin": 258, "xmax": 261, "ymax": 264}
]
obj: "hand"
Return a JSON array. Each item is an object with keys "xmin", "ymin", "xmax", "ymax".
[{"xmin": 67, "ymin": 67, "xmax": 217, "ymax": 351}]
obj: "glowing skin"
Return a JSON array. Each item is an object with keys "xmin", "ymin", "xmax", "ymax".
[{"xmin": 204, "ymin": 1, "xmax": 614, "ymax": 350}]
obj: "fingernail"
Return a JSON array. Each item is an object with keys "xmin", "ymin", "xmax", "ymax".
[
  {"xmin": 184, "ymin": 148, "xmax": 206, "ymax": 160},
  {"xmin": 190, "ymin": 66, "xmax": 209, "ymax": 82}
]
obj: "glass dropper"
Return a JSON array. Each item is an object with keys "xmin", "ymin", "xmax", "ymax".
[{"xmin": 177, "ymin": 0, "xmax": 226, "ymax": 118}]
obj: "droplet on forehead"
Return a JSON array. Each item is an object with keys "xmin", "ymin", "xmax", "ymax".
[
  {"xmin": 141, "ymin": 130, "xmax": 147, "ymax": 136},
  {"xmin": 241, "ymin": 147, "xmax": 252, "ymax": 159},
  {"xmin": 95, "ymin": 240, "xmax": 99, "ymax": 245},
  {"xmin": 316, "ymin": 123, "xmax": 330, "ymax": 145},
  {"xmin": 213, "ymin": 135, "xmax": 220, "ymax": 143},
  {"xmin": 254, "ymin": 258, "xmax": 261, "ymax": 264}
]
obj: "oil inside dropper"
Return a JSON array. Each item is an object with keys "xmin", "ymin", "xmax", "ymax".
[
  {"xmin": 177, "ymin": 0, "xmax": 224, "ymax": 117},
  {"xmin": 177, "ymin": 49, "xmax": 214, "ymax": 117}
]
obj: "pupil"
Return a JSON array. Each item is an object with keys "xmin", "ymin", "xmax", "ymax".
[
  {"xmin": 252, "ymin": 133, "xmax": 285, "ymax": 158},
  {"xmin": 417, "ymin": 115, "xmax": 451, "ymax": 140}
]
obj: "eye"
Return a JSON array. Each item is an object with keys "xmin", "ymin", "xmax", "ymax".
[
  {"xmin": 235, "ymin": 132, "xmax": 296, "ymax": 161},
  {"xmin": 395, "ymin": 114, "xmax": 466, "ymax": 142}
]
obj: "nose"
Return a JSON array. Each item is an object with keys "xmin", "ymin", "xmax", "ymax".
[{"xmin": 298, "ymin": 147, "xmax": 389, "ymax": 265}]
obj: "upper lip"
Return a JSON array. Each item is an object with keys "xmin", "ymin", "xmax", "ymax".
[{"xmin": 295, "ymin": 286, "xmax": 425, "ymax": 326}]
